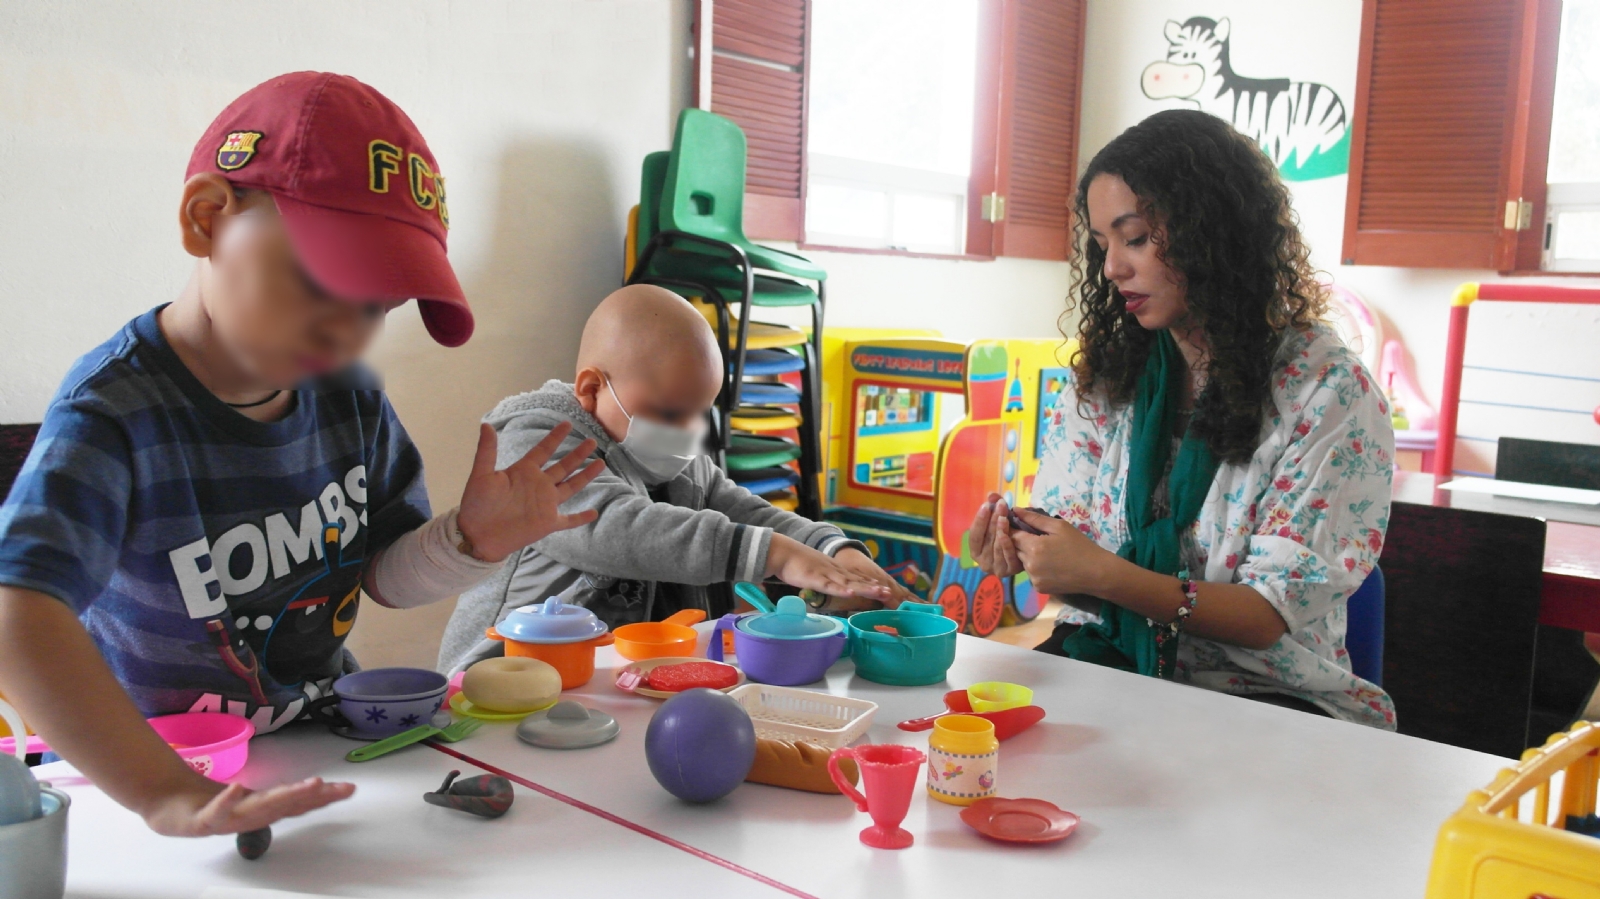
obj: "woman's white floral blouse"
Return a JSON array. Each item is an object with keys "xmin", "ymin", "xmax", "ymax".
[{"xmin": 1033, "ymin": 324, "xmax": 1397, "ymax": 729}]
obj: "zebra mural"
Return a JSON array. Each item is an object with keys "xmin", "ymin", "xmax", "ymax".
[{"xmin": 1140, "ymin": 17, "xmax": 1350, "ymax": 181}]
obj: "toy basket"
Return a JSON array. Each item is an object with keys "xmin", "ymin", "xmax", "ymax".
[
  {"xmin": 727, "ymin": 684, "xmax": 877, "ymax": 749},
  {"xmin": 1426, "ymin": 720, "xmax": 1600, "ymax": 898}
]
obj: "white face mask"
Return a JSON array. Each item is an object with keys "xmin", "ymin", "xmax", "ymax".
[{"xmin": 606, "ymin": 378, "xmax": 704, "ymax": 483}]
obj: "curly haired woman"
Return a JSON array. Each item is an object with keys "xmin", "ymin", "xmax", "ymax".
[{"xmin": 971, "ymin": 110, "xmax": 1395, "ymax": 728}]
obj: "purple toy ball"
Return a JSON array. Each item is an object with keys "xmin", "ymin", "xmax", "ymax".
[{"xmin": 644, "ymin": 688, "xmax": 757, "ymax": 803}]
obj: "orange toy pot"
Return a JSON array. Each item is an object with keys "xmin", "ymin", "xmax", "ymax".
[
  {"xmin": 484, "ymin": 597, "xmax": 614, "ymax": 689},
  {"xmin": 612, "ymin": 609, "xmax": 707, "ymax": 661}
]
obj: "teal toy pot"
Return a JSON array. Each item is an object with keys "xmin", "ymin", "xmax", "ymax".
[{"xmin": 846, "ymin": 601, "xmax": 958, "ymax": 686}]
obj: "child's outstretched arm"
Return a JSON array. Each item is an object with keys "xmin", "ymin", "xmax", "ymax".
[
  {"xmin": 764, "ymin": 534, "xmax": 893, "ymax": 602},
  {"xmin": 0, "ymin": 586, "xmax": 354, "ymax": 835}
]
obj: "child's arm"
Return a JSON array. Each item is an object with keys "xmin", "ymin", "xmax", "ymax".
[
  {"xmin": 0, "ymin": 586, "xmax": 354, "ymax": 835},
  {"xmin": 703, "ymin": 466, "xmax": 913, "ymax": 607}
]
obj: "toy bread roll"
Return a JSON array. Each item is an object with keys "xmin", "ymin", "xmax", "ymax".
[{"xmin": 745, "ymin": 738, "xmax": 857, "ymax": 793}]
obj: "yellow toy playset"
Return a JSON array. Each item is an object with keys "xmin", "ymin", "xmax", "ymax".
[
  {"xmin": 1426, "ymin": 720, "xmax": 1600, "ymax": 898},
  {"xmin": 820, "ymin": 332, "xmax": 1073, "ymax": 636}
]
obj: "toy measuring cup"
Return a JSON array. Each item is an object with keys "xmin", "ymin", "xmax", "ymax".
[
  {"xmin": 967, "ymin": 681, "xmax": 1033, "ymax": 713},
  {"xmin": 828, "ymin": 743, "xmax": 926, "ymax": 850}
]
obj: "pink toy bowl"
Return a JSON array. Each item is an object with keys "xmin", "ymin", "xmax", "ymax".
[{"xmin": 147, "ymin": 713, "xmax": 254, "ymax": 781}]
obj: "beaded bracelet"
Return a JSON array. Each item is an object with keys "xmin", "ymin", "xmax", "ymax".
[
  {"xmin": 1151, "ymin": 570, "xmax": 1200, "ymax": 679},
  {"xmin": 1171, "ymin": 569, "xmax": 1200, "ymax": 630}
]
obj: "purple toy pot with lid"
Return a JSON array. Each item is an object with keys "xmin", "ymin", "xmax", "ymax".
[{"xmin": 708, "ymin": 596, "xmax": 847, "ymax": 686}]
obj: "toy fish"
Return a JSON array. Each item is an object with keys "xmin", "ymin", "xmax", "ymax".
[{"xmin": 422, "ymin": 769, "xmax": 514, "ymax": 819}]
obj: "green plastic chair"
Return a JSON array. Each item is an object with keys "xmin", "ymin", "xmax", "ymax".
[
  {"xmin": 659, "ymin": 109, "xmax": 827, "ymax": 283},
  {"xmin": 725, "ymin": 434, "xmax": 803, "ymax": 471},
  {"xmin": 636, "ymin": 151, "xmax": 819, "ymax": 307}
]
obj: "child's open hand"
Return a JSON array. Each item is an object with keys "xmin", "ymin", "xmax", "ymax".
[
  {"xmin": 458, "ymin": 421, "xmax": 606, "ymax": 563},
  {"xmin": 765, "ymin": 534, "xmax": 892, "ymax": 606},
  {"xmin": 830, "ymin": 547, "xmax": 914, "ymax": 608},
  {"xmin": 143, "ymin": 777, "xmax": 355, "ymax": 838}
]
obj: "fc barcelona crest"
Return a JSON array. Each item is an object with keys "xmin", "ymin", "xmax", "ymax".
[{"xmin": 217, "ymin": 131, "xmax": 263, "ymax": 171}]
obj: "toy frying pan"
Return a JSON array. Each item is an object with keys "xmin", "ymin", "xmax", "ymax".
[{"xmin": 897, "ymin": 690, "xmax": 1045, "ymax": 740}]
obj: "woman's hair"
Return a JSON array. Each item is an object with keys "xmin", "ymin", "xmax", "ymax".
[{"xmin": 1064, "ymin": 109, "xmax": 1327, "ymax": 463}]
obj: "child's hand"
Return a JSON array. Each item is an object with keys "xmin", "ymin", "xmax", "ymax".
[
  {"xmin": 765, "ymin": 534, "xmax": 892, "ymax": 604},
  {"xmin": 831, "ymin": 547, "xmax": 914, "ymax": 608},
  {"xmin": 143, "ymin": 777, "xmax": 356, "ymax": 838},
  {"xmin": 458, "ymin": 421, "xmax": 606, "ymax": 563}
]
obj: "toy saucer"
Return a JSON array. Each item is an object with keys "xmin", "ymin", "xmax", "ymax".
[
  {"xmin": 449, "ymin": 691, "xmax": 557, "ymax": 722},
  {"xmin": 516, "ymin": 701, "xmax": 619, "ymax": 749},
  {"xmin": 327, "ymin": 724, "xmax": 385, "ymax": 743},
  {"xmin": 960, "ymin": 798, "xmax": 1080, "ymax": 844},
  {"xmin": 613, "ymin": 657, "xmax": 746, "ymax": 700}
]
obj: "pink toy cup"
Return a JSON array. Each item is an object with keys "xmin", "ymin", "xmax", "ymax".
[
  {"xmin": 829, "ymin": 743, "xmax": 926, "ymax": 849},
  {"xmin": 147, "ymin": 713, "xmax": 254, "ymax": 781}
]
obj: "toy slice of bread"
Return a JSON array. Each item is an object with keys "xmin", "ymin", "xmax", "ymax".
[{"xmin": 745, "ymin": 738, "xmax": 858, "ymax": 793}]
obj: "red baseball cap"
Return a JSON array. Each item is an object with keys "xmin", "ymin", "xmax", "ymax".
[{"xmin": 186, "ymin": 72, "xmax": 473, "ymax": 347}]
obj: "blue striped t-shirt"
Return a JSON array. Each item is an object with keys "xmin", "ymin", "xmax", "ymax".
[{"xmin": 0, "ymin": 307, "xmax": 431, "ymax": 732}]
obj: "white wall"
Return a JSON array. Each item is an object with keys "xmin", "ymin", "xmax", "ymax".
[
  {"xmin": 785, "ymin": 250, "xmax": 1074, "ymax": 342},
  {"xmin": 0, "ymin": 0, "xmax": 696, "ymax": 667},
  {"xmin": 1078, "ymin": 0, "xmax": 1500, "ymax": 413}
]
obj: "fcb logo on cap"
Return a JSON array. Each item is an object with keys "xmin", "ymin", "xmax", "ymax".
[{"xmin": 217, "ymin": 131, "xmax": 263, "ymax": 171}]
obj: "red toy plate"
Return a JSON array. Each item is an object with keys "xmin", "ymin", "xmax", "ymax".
[{"xmin": 960, "ymin": 798, "xmax": 1080, "ymax": 844}]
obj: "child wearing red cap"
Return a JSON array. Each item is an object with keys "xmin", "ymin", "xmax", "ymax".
[{"xmin": 0, "ymin": 73, "xmax": 604, "ymax": 836}]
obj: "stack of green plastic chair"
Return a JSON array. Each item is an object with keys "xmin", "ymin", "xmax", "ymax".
[{"xmin": 628, "ymin": 109, "xmax": 829, "ymax": 519}]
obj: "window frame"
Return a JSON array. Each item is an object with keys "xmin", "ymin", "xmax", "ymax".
[
  {"xmin": 1342, "ymin": 0, "xmax": 1596, "ymax": 276},
  {"xmin": 693, "ymin": 0, "xmax": 1086, "ymax": 261}
]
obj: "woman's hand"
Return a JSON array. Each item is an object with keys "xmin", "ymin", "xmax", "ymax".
[
  {"xmin": 1008, "ymin": 508, "xmax": 1116, "ymax": 597},
  {"xmin": 969, "ymin": 492, "xmax": 1022, "ymax": 578}
]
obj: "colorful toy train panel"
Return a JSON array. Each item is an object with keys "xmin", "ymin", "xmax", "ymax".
[{"xmin": 821, "ymin": 332, "xmax": 1071, "ymax": 633}]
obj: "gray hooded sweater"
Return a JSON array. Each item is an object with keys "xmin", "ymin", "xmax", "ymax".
[{"xmin": 437, "ymin": 380, "xmax": 860, "ymax": 674}]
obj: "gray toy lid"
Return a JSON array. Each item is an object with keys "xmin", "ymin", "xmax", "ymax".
[{"xmin": 515, "ymin": 701, "xmax": 620, "ymax": 749}]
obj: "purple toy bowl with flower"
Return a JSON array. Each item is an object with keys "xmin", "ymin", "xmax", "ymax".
[
  {"xmin": 708, "ymin": 611, "xmax": 847, "ymax": 686},
  {"xmin": 320, "ymin": 668, "xmax": 448, "ymax": 738},
  {"xmin": 147, "ymin": 713, "xmax": 255, "ymax": 781}
]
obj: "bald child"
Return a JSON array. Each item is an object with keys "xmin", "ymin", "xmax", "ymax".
[{"xmin": 438, "ymin": 286, "xmax": 908, "ymax": 672}]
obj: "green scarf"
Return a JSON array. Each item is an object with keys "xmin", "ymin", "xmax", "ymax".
[{"xmin": 1060, "ymin": 330, "xmax": 1221, "ymax": 678}]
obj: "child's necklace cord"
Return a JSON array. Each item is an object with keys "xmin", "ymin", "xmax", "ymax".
[{"xmin": 225, "ymin": 390, "xmax": 283, "ymax": 409}]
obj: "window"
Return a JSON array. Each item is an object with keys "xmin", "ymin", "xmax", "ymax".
[
  {"xmin": 1342, "ymin": 0, "xmax": 1599, "ymax": 274},
  {"xmin": 1543, "ymin": 0, "xmax": 1600, "ymax": 271},
  {"xmin": 693, "ymin": 0, "xmax": 1087, "ymax": 260},
  {"xmin": 804, "ymin": 0, "xmax": 979, "ymax": 255}
]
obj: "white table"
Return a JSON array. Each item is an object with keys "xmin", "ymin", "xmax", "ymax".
[{"xmin": 46, "ymin": 632, "xmax": 1510, "ymax": 898}]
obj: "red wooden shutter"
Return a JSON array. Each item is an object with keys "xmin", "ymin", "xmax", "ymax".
[
  {"xmin": 1342, "ymin": 0, "xmax": 1561, "ymax": 271},
  {"xmin": 692, "ymin": 0, "xmax": 809, "ymax": 242},
  {"xmin": 967, "ymin": 0, "xmax": 1087, "ymax": 260}
]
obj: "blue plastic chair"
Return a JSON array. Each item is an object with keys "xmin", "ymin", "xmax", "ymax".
[{"xmin": 1345, "ymin": 566, "xmax": 1385, "ymax": 687}]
